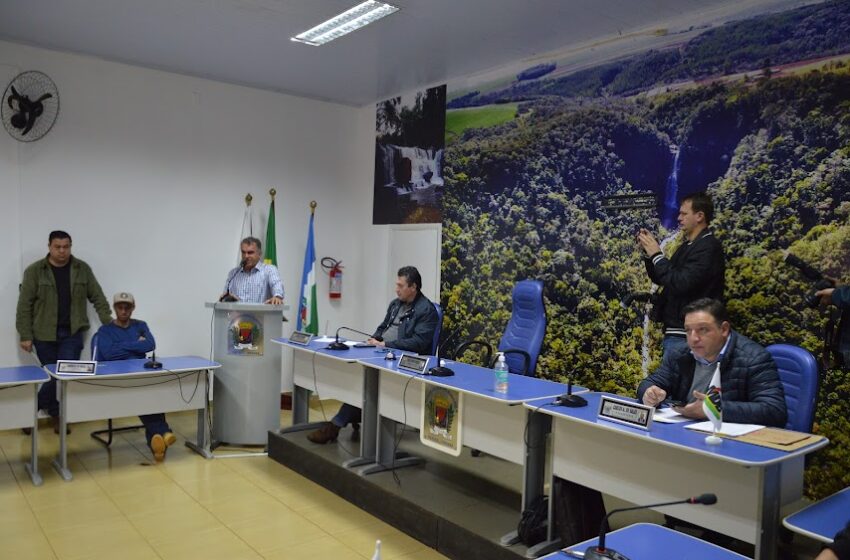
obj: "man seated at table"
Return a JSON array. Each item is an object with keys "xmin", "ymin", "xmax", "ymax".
[
  {"xmin": 307, "ymin": 266, "xmax": 439, "ymax": 444},
  {"xmin": 96, "ymin": 292, "xmax": 176, "ymax": 462},
  {"xmin": 638, "ymin": 298, "xmax": 787, "ymax": 427}
]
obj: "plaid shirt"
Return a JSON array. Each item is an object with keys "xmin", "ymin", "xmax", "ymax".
[{"xmin": 223, "ymin": 262, "xmax": 284, "ymax": 303}]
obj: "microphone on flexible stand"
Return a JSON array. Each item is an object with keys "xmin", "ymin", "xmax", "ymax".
[
  {"xmin": 555, "ymin": 379, "xmax": 587, "ymax": 407},
  {"xmin": 144, "ymin": 351, "xmax": 162, "ymax": 369},
  {"xmin": 427, "ymin": 329, "xmax": 460, "ymax": 377},
  {"xmin": 220, "ymin": 259, "xmax": 247, "ymax": 302},
  {"xmin": 583, "ymin": 493, "xmax": 717, "ymax": 560},
  {"xmin": 326, "ymin": 326, "xmax": 377, "ymax": 351}
]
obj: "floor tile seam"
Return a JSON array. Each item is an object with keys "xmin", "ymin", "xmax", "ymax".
[
  {"xmin": 0, "ymin": 444, "xmax": 63, "ymax": 560},
  {"xmin": 71, "ymin": 447, "xmax": 172, "ymax": 560}
]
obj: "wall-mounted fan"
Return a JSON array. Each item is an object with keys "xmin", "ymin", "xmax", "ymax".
[{"xmin": 2, "ymin": 71, "xmax": 60, "ymax": 142}]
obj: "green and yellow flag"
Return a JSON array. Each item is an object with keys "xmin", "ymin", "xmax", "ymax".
[{"xmin": 264, "ymin": 196, "xmax": 277, "ymax": 265}]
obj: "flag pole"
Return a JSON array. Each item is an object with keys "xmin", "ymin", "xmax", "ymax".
[{"xmin": 310, "ymin": 200, "xmax": 317, "ymax": 215}]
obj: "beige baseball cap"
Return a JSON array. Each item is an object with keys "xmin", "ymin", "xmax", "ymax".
[{"xmin": 113, "ymin": 292, "xmax": 135, "ymax": 305}]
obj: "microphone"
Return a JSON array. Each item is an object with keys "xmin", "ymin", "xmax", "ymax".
[
  {"xmin": 427, "ymin": 329, "xmax": 460, "ymax": 377},
  {"xmin": 326, "ymin": 326, "xmax": 376, "ymax": 351},
  {"xmin": 219, "ymin": 260, "xmax": 247, "ymax": 302},
  {"xmin": 144, "ymin": 351, "xmax": 162, "ymax": 369},
  {"xmin": 555, "ymin": 379, "xmax": 587, "ymax": 407},
  {"xmin": 584, "ymin": 494, "xmax": 717, "ymax": 560}
]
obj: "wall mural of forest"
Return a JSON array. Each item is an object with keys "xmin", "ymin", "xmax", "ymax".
[{"xmin": 440, "ymin": 0, "xmax": 850, "ymax": 499}]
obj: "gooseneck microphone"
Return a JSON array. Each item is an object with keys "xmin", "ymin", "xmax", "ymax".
[
  {"xmin": 220, "ymin": 259, "xmax": 247, "ymax": 302},
  {"xmin": 555, "ymin": 379, "xmax": 587, "ymax": 407},
  {"xmin": 584, "ymin": 494, "xmax": 717, "ymax": 560},
  {"xmin": 144, "ymin": 351, "xmax": 162, "ymax": 369},
  {"xmin": 326, "ymin": 326, "xmax": 376, "ymax": 351},
  {"xmin": 427, "ymin": 329, "xmax": 460, "ymax": 377}
]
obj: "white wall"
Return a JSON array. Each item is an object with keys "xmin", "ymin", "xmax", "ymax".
[{"xmin": 0, "ymin": 40, "xmax": 379, "ymax": 369}]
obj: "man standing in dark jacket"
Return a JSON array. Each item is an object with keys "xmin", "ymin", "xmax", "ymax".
[
  {"xmin": 16, "ymin": 231, "xmax": 112, "ymax": 432},
  {"xmin": 307, "ymin": 266, "xmax": 438, "ymax": 444},
  {"xmin": 638, "ymin": 298, "xmax": 787, "ymax": 427},
  {"xmin": 638, "ymin": 192, "xmax": 725, "ymax": 355}
]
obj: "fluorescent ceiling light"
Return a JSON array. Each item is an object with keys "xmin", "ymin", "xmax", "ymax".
[{"xmin": 291, "ymin": 1, "xmax": 399, "ymax": 46}]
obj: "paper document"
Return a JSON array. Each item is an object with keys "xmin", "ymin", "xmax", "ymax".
[
  {"xmin": 653, "ymin": 408, "xmax": 691, "ymax": 423},
  {"xmin": 314, "ymin": 336, "xmax": 336, "ymax": 343},
  {"xmin": 686, "ymin": 421, "xmax": 764, "ymax": 437}
]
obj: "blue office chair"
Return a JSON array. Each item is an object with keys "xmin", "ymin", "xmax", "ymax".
[
  {"xmin": 453, "ymin": 280, "xmax": 547, "ymax": 376},
  {"xmin": 431, "ymin": 302, "xmax": 443, "ymax": 355},
  {"xmin": 766, "ymin": 344, "xmax": 819, "ymax": 433},
  {"xmin": 89, "ymin": 333, "xmax": 145, "ymax": 447}
]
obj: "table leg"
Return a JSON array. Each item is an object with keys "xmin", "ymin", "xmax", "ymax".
[
  {"xmin": 186, "ymin": 369, "xmax": 214, "ymax": 459},
  {"xmin": 343, "ymin": 365, "xmax": 379, "ymax": 469},
  {"xmin": 280, "ymin": 385, "xmax": 327, "ymax": 433},
  {"xmin": 501, "ymin": 409, "xmax": 551, "ymax": 547},
  {"xmin": 51, "ymin": 379, "xmax": 72, "ymax": 481},
  {"xmin": 25, "ymin": 385, "xmax": 43, "ymax": 486},
  {"xmin": 755, "ymin": 464, "xmax": 780, "ymax": 560}
]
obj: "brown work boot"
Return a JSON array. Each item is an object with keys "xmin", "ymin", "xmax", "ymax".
[
  {"xmin": 307, "ymin": 422, "xmax": 340, "ymax": 444},
  {"xmin": 163, "ymin": 432, "xmax": 177, "ymax": 447},
  {"xmin": 150, "ymin": 434, "xmax": 166, "ymax": 462}
]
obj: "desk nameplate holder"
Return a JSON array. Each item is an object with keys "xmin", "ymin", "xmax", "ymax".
[
  {"xmin": 55, "ymin": 360, "xmax": 97, "ymax": 376},
  {"xmin": 597, "ymin": 395, "xmax": 654, "ymax": 431},
  {"xmin": 288, "ymin": 331, "xmax": 313, "ymax": 345},
  {"xmin": 398, "ymin": 354, "xmax": 429, "ymax": 375}
]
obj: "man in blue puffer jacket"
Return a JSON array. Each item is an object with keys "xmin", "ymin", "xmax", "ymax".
[{"xmin": 638, "ymin": 298, "xmax": 787, "ymax": 427}]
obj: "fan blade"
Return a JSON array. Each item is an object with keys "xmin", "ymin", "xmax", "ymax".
[{"xmin": 35, "ymin": 93, "xmax": 53, "ymax": 103}]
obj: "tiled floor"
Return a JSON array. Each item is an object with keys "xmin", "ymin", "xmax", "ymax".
[{"xmin": 0, "ymin": 406, "xmax": 449, "ymax": 560}]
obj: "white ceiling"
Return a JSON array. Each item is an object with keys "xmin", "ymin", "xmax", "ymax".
[{"xmin": 0, "ymin": 0, "xmax": 811, "ymax": 107}]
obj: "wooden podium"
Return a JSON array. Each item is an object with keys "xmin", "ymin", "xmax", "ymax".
[{"xmin": 206, "ymin": 302, "xmax": 284, "ymax": 445}]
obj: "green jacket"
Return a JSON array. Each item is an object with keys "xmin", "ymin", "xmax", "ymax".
[{"xmin": 16, "ymin": 256, "xmax": 112, "ymax": 342}]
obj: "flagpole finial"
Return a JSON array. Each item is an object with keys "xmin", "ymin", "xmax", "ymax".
[
  {"xmin": 310, "ymin": 200, "xmax": 317, "ymax": 215},
  {"xmin": 269, "ymin": 188, "xmax": 276, "ymax": 199},
  {"xmin": 245, "ymin": 193, "xmax": 253, "ymax": 206}
]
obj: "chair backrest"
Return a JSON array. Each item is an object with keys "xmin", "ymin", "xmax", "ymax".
[
  {"xmin": 431, "ymin": 302, "xmax": 443, "ymax": 355},
  {"xmin": 766, "ymin": 343, "xmax": 819, "ymax": 433},
  {"xmin": 90, "ymin": 332, "xmax": 100, "ymax": 361},
  {"xmin": 498, "ymin": 280, "xmax": 546, "ymax": 376}
]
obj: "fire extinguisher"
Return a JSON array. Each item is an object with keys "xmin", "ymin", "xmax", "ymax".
[{"xmin": 322, "ymin": 257, "xmax": 343, "ymax": 299}]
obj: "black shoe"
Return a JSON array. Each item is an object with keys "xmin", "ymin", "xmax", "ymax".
[
  {"xmin": 350, "ymin": 424, "xmax": 360, "ymax": 442},
  {"xmin": 307, "ymin": 422, "xmax": 340, "ymax": 444},
  {"xmin": 21, "ymin": 427, "xmax": 32, "ymax": 435},
  {"xmin": 50, "ymin": 416, "xmax": 71, "ymax": 435}
]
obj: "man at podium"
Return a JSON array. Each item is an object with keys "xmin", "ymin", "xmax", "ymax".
[{"xmin": 220, "ymin": 237, "xmax": 284, "ymax": 304}]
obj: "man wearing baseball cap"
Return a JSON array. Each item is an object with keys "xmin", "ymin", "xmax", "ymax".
[{"xmin": 95, "ymin": 292, "xmax": 175, "ymax": 462}]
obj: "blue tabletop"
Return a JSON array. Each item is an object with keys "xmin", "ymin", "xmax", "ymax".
[
  {"xmin": 359, "ymin": 356, "xmax": 577, "ymax": 404},
  {"xmin": 783, "ymin": 486, "xmax": 850, "ymax": 543},
  {"xmin": 0, "ymin": 365, "xmax": 50, "ymax": 386},
  {"xmin": 544, "ymin": 523, "xmax": 749, "ymax": 559},
  {"xmin": 274, "ymin": 336, "xmax": 398, "ymax": 363},
  {"xmin": 526, "ymin": 392, "xmax": 827, "ymax": 466},
  {"xmin": 46, "ymin": 356, "xmax": 219, "ymax": 378}
]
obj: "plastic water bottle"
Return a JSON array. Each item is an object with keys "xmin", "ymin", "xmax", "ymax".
[
  {"xmin": 494, "ymin": 353, "xmax": 509, "ymax": 393},
  {"xmin": 371, "ymin": 539, "xmax": 382, "ymax": 560}
]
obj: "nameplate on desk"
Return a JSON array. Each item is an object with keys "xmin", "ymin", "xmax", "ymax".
[
  {"xmin": 288, "ymin": 331, "xmax": 313, "ymax": 345},
  {"xmin": 597, "ymin": 395, "xmax": 653, "ymax": 430},
  {"xmin": 398, "ymin": 354, "xmax": 429, "ymax": 375},
  {"xmin": 55, "ymin": 360, "xmax": 97, "ymax": 376}
]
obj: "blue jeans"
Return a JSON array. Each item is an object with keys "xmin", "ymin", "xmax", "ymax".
[
  {"xmin": 140, "ymin": 414, "xmax": 171, "ymax": 444},
  {"xmin": 332, "ymin": 403, "xmax": 361, "ymax": 427},
  {"xmin": 35, "ymin": 327, "xmax": 84, "ymax": 417},
  {"xmin": 662, "ymin": 335, "xmax": 688, "ymax": 356}
]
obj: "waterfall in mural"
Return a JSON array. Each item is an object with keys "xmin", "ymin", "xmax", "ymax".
[{"xmin": 661, "ymin": 146, "xmax": 681, "ymax": 230}]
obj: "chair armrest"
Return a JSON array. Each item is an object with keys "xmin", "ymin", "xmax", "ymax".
[
  {"xmin": 452, "ymin": 339, "xmax": 493, "ymax": 368},
  {"xmin": 497, "ymin": 349, "xmax": 532, "ymax": 376}
]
